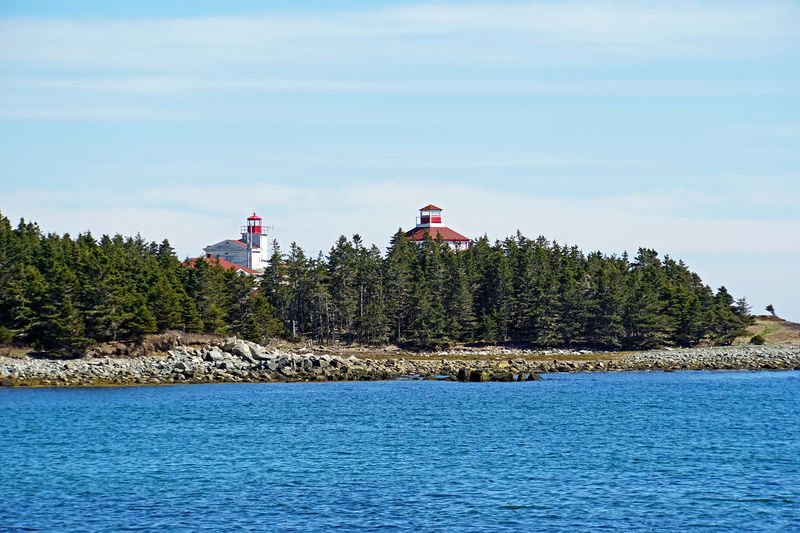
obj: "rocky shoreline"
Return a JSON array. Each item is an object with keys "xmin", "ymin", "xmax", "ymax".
[{"xmin": 1, "ymin": 340, "xmax": 799, "ymax": 388}]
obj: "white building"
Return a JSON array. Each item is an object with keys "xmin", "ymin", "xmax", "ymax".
[{"xmin": 203, "ymin": 213, "xmax": 269, "ymax": 272}]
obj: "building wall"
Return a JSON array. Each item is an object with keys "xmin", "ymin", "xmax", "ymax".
[
  {"xmin": 203, "ymin": 241, "xmax": 249, "ymax": 267},
  {"xmin": 203, "ymin": 240, "xmax": 269, "ymax": 271},
  {"xmin": 249, "ymin": 247, "xmax": 269, "ymax": 270}
]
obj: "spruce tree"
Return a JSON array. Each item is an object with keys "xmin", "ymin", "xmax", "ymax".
[{"xmin": 384, "ymin": 230, "xmax": 417, "ymax": 343}]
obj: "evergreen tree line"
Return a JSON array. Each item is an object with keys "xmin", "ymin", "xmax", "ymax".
[
  {"xmin": 0, "ymin": 213, "xmax": 282, "ymax": 353},
  {"xmin": 263, "ymin": 230, "xmax": 752, "ymax": 350},
  {"xmin": 0, "ymin": 211, "xmax": 752, "ymax": 353}
]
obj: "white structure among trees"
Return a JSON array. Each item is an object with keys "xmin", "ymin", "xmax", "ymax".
[
  {"xmin": 203, "ymin": 213, "xmax": 270, "ymax": 272},
  {"xmin": 405, "ymin": 204, "xmax": 470, "ymax": 248}
]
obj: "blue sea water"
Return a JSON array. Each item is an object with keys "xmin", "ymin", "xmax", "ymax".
[{"xmin": 1, "ymin": 371, "xmax": 799, "ymax": 532}]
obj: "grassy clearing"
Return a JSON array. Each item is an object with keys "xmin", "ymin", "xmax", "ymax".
[
  {"xmin": 735, "ymin": 315, "xmax": 800, "ymax": 345},
  {"xmin": 0, "ymin": 345, "xmax": 33, "ymax": 359}
]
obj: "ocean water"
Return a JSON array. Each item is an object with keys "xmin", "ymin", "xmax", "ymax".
[{"xmin": 1, "ymin": 371, "xmax": 799, "ymax": 532}]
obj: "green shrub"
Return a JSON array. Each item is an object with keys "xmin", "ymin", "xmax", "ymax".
[
  {"xmin": 750, "ymin": 334, "xmax": 766, "ymax": 345},
  {"xmin": 0, "ymin": 326, "xmax": 13, "ymax": 344}
]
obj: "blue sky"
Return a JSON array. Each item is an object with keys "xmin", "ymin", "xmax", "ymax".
[{"xmin": 1, "ymin": 1, "xmax": 799, "ymax": 321}]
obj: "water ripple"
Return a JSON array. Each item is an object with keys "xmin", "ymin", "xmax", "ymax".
[{"xmin": 1, "ymin": 371, "xmax": 799, "ymax": 532}]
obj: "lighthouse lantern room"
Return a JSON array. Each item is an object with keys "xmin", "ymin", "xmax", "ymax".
[
  {"xmin": 406, "ymin": 204, "xmax": 470, "ymax": 248},
  {"xmin": 417, "ymin": 204, "xmax": 444, "ymax": 227},
  {"xmin": 242, "ymin": 213, "xmax": 265, "ymax": 250},
  {"xmin": 241, "ymin": 213, "xmax": 268, "ymax": 270}
]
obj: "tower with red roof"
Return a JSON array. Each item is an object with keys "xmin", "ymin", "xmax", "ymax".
[
  {"xmin": 201, "ymin": 212, "xmax": 270, "ymax": 274},
  {"xmin": 405, "ymin": 204, "xmax": 470, "ymax": 248},
  {"xmin": 241, "ymin": 213, "xmax": 266, "ymax": 268}
]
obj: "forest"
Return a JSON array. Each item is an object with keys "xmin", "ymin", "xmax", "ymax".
[{"xmin": 0, "ymin": 211, "xmax": 752, "ymax": 354}]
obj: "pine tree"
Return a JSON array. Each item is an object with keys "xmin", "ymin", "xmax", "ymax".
[
  {"xmin": 354, "ymin": 243, "xmax": 389, "ymax": 345},
  {"xmin": 413, "ymin": 234, "xmax": 448, "ymax": 345},
  {"xmin": 442, "ymin": 245, "xmax": 475, "ymax": 341},
  {"xmin": 583, "ymin": 252, "xmax": 627, "ymax": 350},
  {"xmin": 180, "ymin": 294, "xmax": 204, "ymax": 333},
  {"xmin": 470, "ymin": 236, "xmax": 513, "ymax": 343},
  {"xmin": 710, "ymin": 286, "xmax": 750, "ymax": 344},
  {"xmin": 149, "ymin": 273, "xmax": 183, "ymax": 331},
  {"xmin": 384, "ymin": 230, "xmax": 417, "ymax": 343},
  {"xmin": 328, "ymin": 236, "xmax": 358, "ymax": 343},
  {"xmin": 285, "ymin": 242, "xmax": 313, "ymax": 339},
  {"xmin": 48, "ymin": 297, "xmax": 91, "ymax": 352},
  {"xmin": 408, "ymin": 269, "xmax": 437, "ymax": 347},
  {"xmin": 621, "ymin": 248, "xmax": 673, "ymax": 349},
  {"xmin": 307, "ymin": 253, "xmax": 333, "ymax": 342},
  {"xmin": 243, "ymin": 294, "xmax": 284, "ymax": 342},
  {"xmin": 204, "ymin": 304, "xmax": 227, "ymax": 336},
  {"xmin": 261, "ymin": 240, "xmax": 288, "ymax": 325},
  {"xmin": 129, "ymin": 303, "xmax": 158, "ymax": 338}
]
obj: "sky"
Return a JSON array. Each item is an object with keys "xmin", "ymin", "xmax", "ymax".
[{"xmin": 1, "ymin": 0, "xmax": 799, "ymax": 321}]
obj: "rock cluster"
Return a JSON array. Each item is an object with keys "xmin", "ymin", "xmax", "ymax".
[
  {"xmin": 1, "ymin": 341, "xmax": 798, "ymax": 387},
  {"xmin": 612, "ymin": 345, "xmax": 800, "ymax": 372},
  {"xmin": 0, "ymin": 340, "xmax": 540, "ymax": 387},
  {"xmin": 429, "ymin": 347, "xmax": 598, "ymax": 357}
]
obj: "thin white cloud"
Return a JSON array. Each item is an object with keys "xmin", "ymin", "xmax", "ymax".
[
  {"xmin": 0, "ymin": 77, "xmax": 396, "ymax": 93},
  {"xmin": 2, "ymin": 75, "xmax": 795, "ymax": 122},
  {"xmin": 2, "ymin": 76, "xmax": 796, "ymax": 97},
  {"xmin": 2, "ymin": 2, "xmax": 796, "ymax": 121},
  {"xmin": 1, "ymin": 2, "xmax": 797, "ymax": 71},
  {"xmin": 0, "ymin": 106, "xmax": 180, "ymax": 120},
  {"xmin": 4, "ymin": 180, "xmax": 798, "ymax": 258}
]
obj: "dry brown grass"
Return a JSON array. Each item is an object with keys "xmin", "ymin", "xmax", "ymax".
[
  {"xmin": 735, "ymin": 315, "xmax": 800, "ymax": 345},
  {"xmin": 0, "ymin": 345, "xmax": 34, "ymax": 359}
]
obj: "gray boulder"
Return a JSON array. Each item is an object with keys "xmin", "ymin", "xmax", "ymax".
[
  {"xmin": 228, "ymin": 342, "xmax": 254, "ymax": 361},
  {"xmin": 251, "ymin": 345, "xmax": 271, "ymax": 360},
  {"xmin": 203, "ymin": 348, "xmax": 224, "ymax": 362}
]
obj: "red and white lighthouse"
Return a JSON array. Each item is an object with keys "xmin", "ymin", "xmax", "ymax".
[
  {"xmin": 202, "ymin": 212, "xmax": 271, "ymax": 274},
  {"xmin": 241, "ymin": 213, "xmax": 268, "ymax": 270},
  {"xmin": 405, "ymin": 204, "xmax": 470, "ymax": 247}
]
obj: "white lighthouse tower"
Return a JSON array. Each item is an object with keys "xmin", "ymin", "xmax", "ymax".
[
  {"xmin": 241, "ymin": 213, "xmax": 269, "ymax": 270},
  {"xmin": 202, "ymin": 212, "xmax": 271, "ymax": 274}
]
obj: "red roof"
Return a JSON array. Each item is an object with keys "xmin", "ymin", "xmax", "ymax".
[
  {"xmin": 405, "ymin": 226, "xmax": 470, "ymax": 243},
  {"xmin": 187, "ymin": 256, "xmax": 261, "ymax": 275},
  {"xmin": 227, "ymin": 239, "xmax": 247, "ymax": 247},
  {"xmin": 419, "ymin": 204, "xmax": 442, "ymax": 211},
  {"xmin": 247, "ymin": 213, "xmax": 262, "ymax": 221}
]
